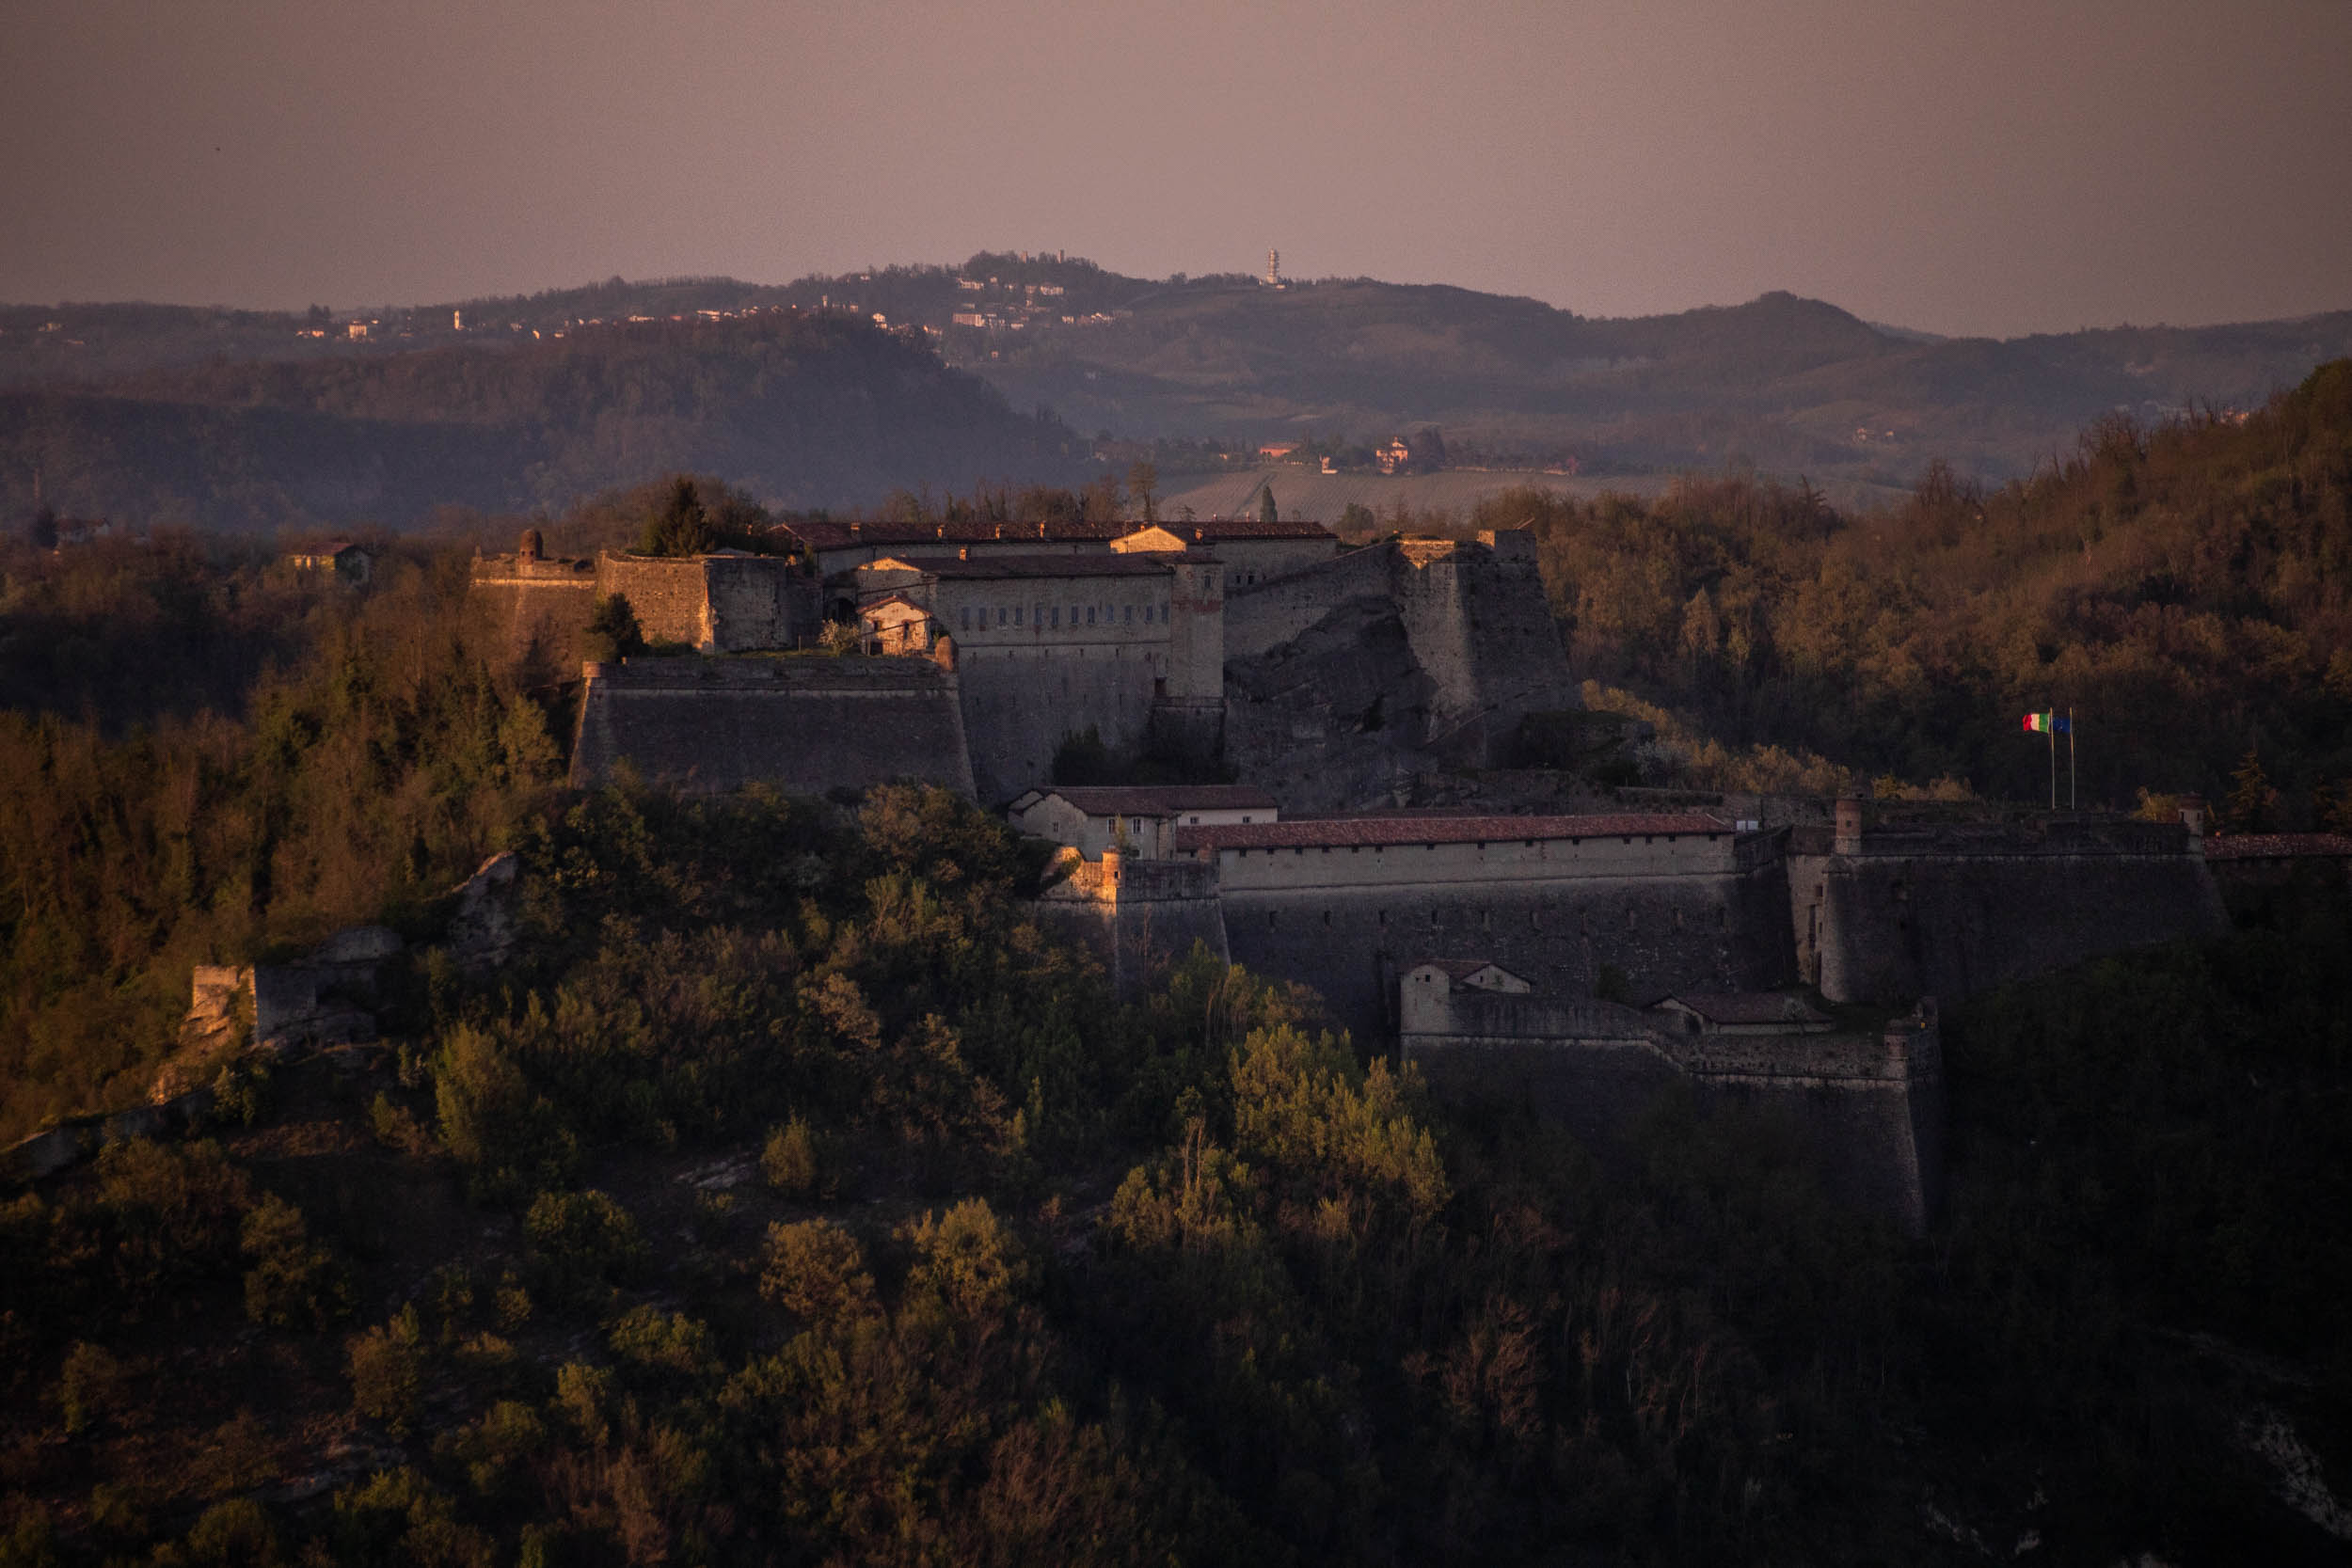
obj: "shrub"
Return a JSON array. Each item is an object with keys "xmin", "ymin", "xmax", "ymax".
[
  {"xmin": 347, "ymin": 1305, "xmax": 428, "ymax": 1433},
  {"xmin": 523, "ymin": 1189, "xmax": 646, "ymax": 1307},
  {"xmin": 56, "ymin": 1341, "xmax": 122, "ymax": 1436},
  {"xmin": 183, "ymin": 1497, "xmax": 280, "ymax": 1567},
  {"xmin": 241, "ymin": 1194, "xmax": 353, "ymax": 1328},
  {"xmin": 760, "ymin": 1116, "xmax": 821, "ymax": 1197},
  {"xmin": 757, "ymin": 1220, "xmax": 878, "ymax": 1324}
]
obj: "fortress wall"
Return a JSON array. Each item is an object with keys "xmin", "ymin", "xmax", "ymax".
[
  {"xmin": 702, "ymin": 556, "xmax": 803, "ymax": 651},
  {"xmin": 955, "ymin": 646, "xmax": 1161, "ymax": 804},
  {"xmin": 1792, "ymin": 847, "xmax": 2228, "ymax": 1005},
  {"xmin": 1406, "ymin": 997, "xmax": 1944, "ymax": 1232},
  {"xmin": 569, "ymin": 657, "xmax": 975, "ymax": 797},
  {"xmin": 1223, "ymin": 544, "xmax": 1396, "ymax": 658},
  {"xmin": 1165, "ymin": 561, "xmax": 1225, "ymax": 702},
  {"xmin": 1211, "ymin": 830, "xmax": 1736, "ymax": 892},
  {"xmin": 599, "ymin": 555, "xmax": 714, "ymax": 648},
  {"xmin": 469, "ymin": 558, "xmax": 598, "ymax": 672},
  {"xmin": 1220, "ymin": 876, "xmax": 1761, "ymax": 1047},
  {"xmin": 1391, "ymin": 539, "xmax": 1576, "ymax": 765},
  {"xmin": 1033, "ymin": 859, "xmax": 1231, "ymax": 994}
]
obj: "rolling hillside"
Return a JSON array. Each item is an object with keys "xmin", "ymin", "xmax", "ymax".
[{"xmin": 0, "ymin": 312, "xmax": 1086, "ymax": 529}]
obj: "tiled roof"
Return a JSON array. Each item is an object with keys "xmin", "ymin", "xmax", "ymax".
[
  {"xmin": 1176, "ymin": 518, "xmax": 1336, "ymax": 541},
  {"xmin": 2203, "ymin": 832, "xmax": 2352, "ymax": 860},
  {"xmin": 1416, "ymin": 958, "xmax": 1522, "ymax": 981},
  {"xmin": 784, "ymin": 518, "xmax": 1134, "ymax": 551},
  {"xmin": 782, "ymin": 517, "xmax": 1335, "ymax": 551},
  {"xmin": 859, "ymin": 553, "xmax": 1187, "ymax": 579},
  {"xmin": 1174, "ymin": 812, "xmax": 1729, "ymax": 851},
  {"xmin": 1654, "ymin": 993, "xmax": 1831, "ymax": 1026},
  {"xmin": 1032, "ymin": 784, "xmax": 1279, "ymax": 816}
]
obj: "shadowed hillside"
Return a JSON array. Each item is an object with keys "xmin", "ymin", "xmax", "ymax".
[{"xmin": 0, "ymin": 312, "xmax": 1085, "ymax": 529}]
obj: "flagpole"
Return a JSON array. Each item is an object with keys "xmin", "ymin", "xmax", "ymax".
[
  {"xmin": 2048, "ymin": 718, "xmax": 2056, "ymax": 810},
  {"xmin": 2068, "ymin": 707, "xmax": 2076, "ymax": 811}
]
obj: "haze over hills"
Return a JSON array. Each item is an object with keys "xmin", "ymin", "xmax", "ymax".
[
  {"xmin": 0, "ymin": 311, "xmax": 1085, "ymax": 529},
  {"xmin": 3, "ymin": 253, "xmax": 2347, "ymax": 528}
]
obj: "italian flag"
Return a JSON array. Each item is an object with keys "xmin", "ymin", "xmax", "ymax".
[{"xmin": 2023, "ymin": 711, "xmax": 2056, "ymax": 732}]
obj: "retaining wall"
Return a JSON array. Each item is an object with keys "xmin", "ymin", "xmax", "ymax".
[
  {"xmin": 570, "ymin": 656, "xmax": 976, "ymax": 797},
  {"xmin": 1790, "ymin": 823, "xmax": 2227, "ymax": 1004}
]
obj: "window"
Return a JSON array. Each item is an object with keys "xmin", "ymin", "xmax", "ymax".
[
  {"xmin": 1086, "ymin": 606, "xmax": 1095, "ymax": 626},
  {"xmin": 1051, "ymin": 606, "xmax": 1060, "ymax": 627},
  {"xmin": 1013, "ymin": 606, "xmax": 1023, "ymax": 626},
  {"xmin": 960, "ymin": 607, "xmax": 971, "ymax": 630},
  {"xmin": 1124, "ymin": 604, "xmax": 1134, "ymax": 625},
  {"xmin": 997, "ymin": 607, "xmax": 1008, "ymax": 626}
]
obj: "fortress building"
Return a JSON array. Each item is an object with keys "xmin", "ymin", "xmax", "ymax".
[
  {"xmin": 849, "ymin": 549, "xmax": 1228, "ymax": 802},
  {"xmin": 470, "ymin": 531, "xmax": 818, "ymax": 669}
]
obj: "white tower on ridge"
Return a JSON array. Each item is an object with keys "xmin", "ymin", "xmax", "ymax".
[{"xmin": 1264, "ymin": 248, "xmax": 1281, "ymax": 288}]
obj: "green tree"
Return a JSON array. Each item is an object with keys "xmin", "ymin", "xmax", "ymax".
[
  {"xmin": 637, "ymin": 476, "xmax": 716, "ymax": 557},
  {"xmin": 583, "ymin": 593, "xmax": 644, "ymax": 661},
  {"xmin": 1259, "ymin": 485, "xmax": 1279, "ymax": 528},
  {"xmin": 2224, "ymin": 748, "xmax": 2280, "ymax": 833}
]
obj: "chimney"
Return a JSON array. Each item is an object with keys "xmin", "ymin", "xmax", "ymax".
[{"xmin": 1833, "ymin": 791, "xmax": 1864, "ymax": 855}]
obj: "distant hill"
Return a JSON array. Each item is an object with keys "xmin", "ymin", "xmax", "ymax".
[
  {"xmin": 0, "ymin": 312, "xmax": 1085, "ymax": 529},
  {"xmin": 5, "ymin": 257, "xmax": 2347, "ymax": 525}
]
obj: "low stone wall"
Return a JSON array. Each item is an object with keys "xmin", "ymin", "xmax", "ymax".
[{"xmin": 569, "ymin": 655, "xmax": 976, "ymax": 797}]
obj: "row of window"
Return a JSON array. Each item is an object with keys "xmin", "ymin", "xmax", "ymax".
[
  {"xmin": 1258, "ymin": 905, "xmax": 1725, "ymax": 931},
  {"xmin": 1228, "ymin": 834, "xmax": 1710, "ymax": 857},
  {"xmin": 958, "ymin": 600, "xmax": 1168, "ymax": 632}
]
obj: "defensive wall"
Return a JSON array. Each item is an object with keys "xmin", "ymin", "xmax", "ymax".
[
  {"xmin": 1403, "ymin": 984, "xmax": 1944, "ymax": 1233},
  {"xmin": 569, "ymin": 655, "xmax": 976, "ymax": 797},
  {"xmin": 1222, "ymin": 531, "xmax": 1578, "ymax": 811},
  {"xmin": 1189, "ymin": 814, "xmax": 1790, "ymax": 1047},
  {"xmin": 596, "ymin": 552, "xmax": 814, "ymax": 653},
  {"xmin": 1789, "ymin": 813, "xmax": 2228, "ymax": 1005},
  {"xmin": 469, "ymin": 547, "xmax": 599, "ymax": 673},
  {"xmin": 1032, "ymin": 850, "xmax": 1230, "ymax": 995},
  {"xmin": 469, "ymin": 535, "xmax": 815, "ymax": 665},
  {"xmin": 852, "ymin": 553, "xmax": 1225, "ymax": 803}
]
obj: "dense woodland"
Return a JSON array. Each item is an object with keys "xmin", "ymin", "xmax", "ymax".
[
  {"xmin": 0, "ymin": 373, "xmax": 2349, "ymax": 1561},
  {"xmin": 0, "ymin": 314, "xmax": 1085, "ymax": 531}
]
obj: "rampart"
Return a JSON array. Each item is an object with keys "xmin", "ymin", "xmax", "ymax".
[
  {"xmin": 1201, "ymin": 817, "xmax": 1789, "ymax": 1046},
  {"xmin": 569, "ymin": 656, "xmax": 975, "ymax": 797},
  {"xmin": 1031, "ymin": 850, "xmax": 1230, "ymax": 994},
  {"xmin": 596, "ymin": 552, "xmax": 811, "ymax": 652},
  {"xmin": 1788, "ymin": 816, "xmax": 2227, "ymax": 1005},
  {"xmin": 469, "ymin": 551, "xmax": 599, "ymax": 673},
  {"xmin": 1222, "ymin": 531, "xmax": 1577, "ymax": 811},
  {"xmin": 1405, "ymin": 989, "xmax": 1944, "ymax": 1233}
]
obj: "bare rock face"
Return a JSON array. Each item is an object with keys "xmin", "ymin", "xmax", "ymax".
[{"xmin": 446, "ymin": 851, "xmax": 521, "ymax": 974}]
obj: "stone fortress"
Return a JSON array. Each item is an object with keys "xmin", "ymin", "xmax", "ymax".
[{"xmin": 470, "ymin": 512, "xmax": 2238, "ymax": 1231}]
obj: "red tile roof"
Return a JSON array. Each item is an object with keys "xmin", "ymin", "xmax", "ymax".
[
  {"xmin": 2203, "ymin": 832, "xmax": 2352, "ymax": 860},
  {"xmin": 1174, "ymin": 812, "xmax": 1729, "ymax": 851},
  {"xmin": 786, "ymin": 516, "xmax": 1335, "ymax": 553},
  {"xmin": 861, "ymin": 553, "xmax": 1187, "ymax": 579},
  {"xmin": 1029, "ymin": 784, "xmax": 1279, "ymax": 816},
  {"xmin": 785, "ymin": 518, "xmax": 1133, "ymax": 551}
]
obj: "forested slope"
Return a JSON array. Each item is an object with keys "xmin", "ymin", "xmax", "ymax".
[
  {"xmin": 0, "ymin": 313, "xmax": 1085, "ymax": 529},
  {"xmin": 1497, "ymin": 358, "xmax": 2352, "ymax": 813}
]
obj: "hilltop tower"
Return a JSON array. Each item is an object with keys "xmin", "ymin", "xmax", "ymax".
[{"xmin": 1264, "ymin": 248, "xmax": 1281, "ymax": 288}]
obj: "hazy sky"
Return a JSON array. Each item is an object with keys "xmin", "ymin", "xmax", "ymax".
[{"xmin": 5, "ymin": 0, "xmax": 2346, "ymax": 337}]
